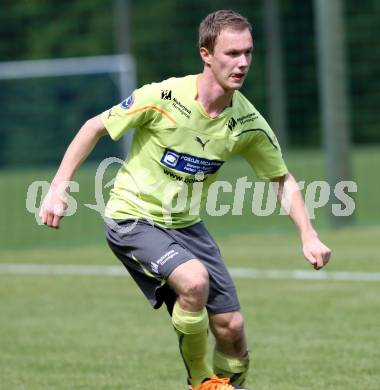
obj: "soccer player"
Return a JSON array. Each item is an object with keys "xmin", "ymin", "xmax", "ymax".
[{"xmin": 40, "ymin": 10, "xmax": 331, "ymax": 390}]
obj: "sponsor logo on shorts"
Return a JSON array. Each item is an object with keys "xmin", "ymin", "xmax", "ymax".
[
  {"xmin": 150, "ymin": 250, "xmax": 179, "ymax": 273},
  {"xmin": 150, "ymin": 262, "xmax": 159, "ymax": 274},
  {"xmin": 120, "ymin": 94, "xmax": 135, "ymax": 110}
]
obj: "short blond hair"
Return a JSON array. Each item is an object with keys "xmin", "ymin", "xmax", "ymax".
[{"xmin": 199, "ymin": 10, "xmax": 252, "ymax": 53}]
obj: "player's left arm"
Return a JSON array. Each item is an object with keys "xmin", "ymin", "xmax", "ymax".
[{"xmin": 271, "ymin": 173, "xmax": 331, "ymax": 270}]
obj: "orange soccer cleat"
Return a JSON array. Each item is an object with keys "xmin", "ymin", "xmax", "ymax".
[{"xmin": 190, "ymin": 375, "xmax": 250, "ymax": 390}]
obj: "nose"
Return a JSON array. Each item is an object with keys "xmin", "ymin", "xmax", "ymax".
[{"xmin": 238, "ymin": 54, "xmax": 250, "ymax": 69}]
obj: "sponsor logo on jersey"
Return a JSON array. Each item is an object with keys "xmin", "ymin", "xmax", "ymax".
[
  {"xmin": 227, "ymin": 117, "xmax": 237, "ymax": 131},
  {"xmin": 160, "ymin": 148, "xmax": 224, "ymax": 175},
  {"xmin": 172, "ymin": 97, "xmax": 191, "ymax": 118},
  {"xmin": 161, "ymin": 90, "xmax": 172, "ymax": 100},
  {"xmin": 108, "ymin": 108, "xmax": 123, "ymax": 119},
  {"xmin": 120, "ymin": 94, "xmax": 135, "ymax": 110},
  {"xmin": 163, "ymin": 169, "xmax": 207, "ymax": 183},
  {"xmin": 236, "ymin": 112, "xmax": 258, "ymax": 125},
  {"xmin": 195, "ymin": 136, "xmax": 210, "ymax": 150},
  {"xmin": 162, "ymin": 150, "xmax": 180, "ymax": 167}
]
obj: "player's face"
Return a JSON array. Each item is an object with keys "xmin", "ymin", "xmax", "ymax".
[{"xmin": 206, "ymin": 28, "xmax": 253, "ymax": 91}]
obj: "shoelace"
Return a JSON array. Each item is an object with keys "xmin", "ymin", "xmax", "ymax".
[{"xmin": 196, "ymin": 375, "xmax": 234, "ymax": 390}]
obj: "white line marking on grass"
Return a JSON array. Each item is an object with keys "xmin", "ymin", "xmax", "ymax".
[
  {"xmin": 1, "ymin": 264, "xmax": 380, "ymax": 282},
  {"xmin": 230, "ymin": 268, "xmax": 380, "ymax": 282}
]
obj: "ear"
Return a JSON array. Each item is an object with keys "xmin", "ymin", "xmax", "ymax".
[{"xmin": 200, "ymin": 47, "xmax": 212, "ymax": 66}]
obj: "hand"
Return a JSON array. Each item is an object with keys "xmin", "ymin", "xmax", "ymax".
[
  {"xmin": 302, "ymin": 233, "xmax": 331, "ymax": 270},
  {"xmin": 39, "ymin": 184, "xmax": 68, "ymax": 229}
]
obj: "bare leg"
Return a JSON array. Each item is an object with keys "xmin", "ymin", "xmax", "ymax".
[
  {"xmin": 209, "ymin": 311, "xmax": 247, "ymax": 356},
  {"xmin": 168, "ymin": 259, "xmax": 209, "ymax": 310},
  {"xmin": 209, "ymin": 311, "xmax": 250, "ymax": 386},
  {"xmin": 168, "ymin": 259, "xmax": 213, "ymax": 387}
]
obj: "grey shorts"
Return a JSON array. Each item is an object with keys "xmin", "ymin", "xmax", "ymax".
[{"xmin": 104, "ymin": 219, "xmax": 240, "ymax": 314}]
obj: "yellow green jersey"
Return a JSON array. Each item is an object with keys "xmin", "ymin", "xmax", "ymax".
[{"xmin": 100, "ymin": 74, "xmax": 288, "ymax": 227}]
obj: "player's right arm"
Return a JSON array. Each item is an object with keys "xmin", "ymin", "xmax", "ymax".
[
  {"xmin": 39, "ymin": 115, "xmax": 107, "ymax": 229},
  {"xmin": 40, "ymin": 81, "xmax": 163, "ymax": 229}
]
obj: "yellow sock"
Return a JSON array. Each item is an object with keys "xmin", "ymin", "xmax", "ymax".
[
  {"xmin": 213, "ymin": 349, "xmax": 250, "ymax": 386},
  {"xmin": 172, "ymin": 302, "xmax": 213, "ymax": 387}
]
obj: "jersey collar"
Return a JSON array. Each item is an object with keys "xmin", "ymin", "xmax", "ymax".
[{"xmin": 193, "ymin": 74, "xmax": 235, "ymax": 120}]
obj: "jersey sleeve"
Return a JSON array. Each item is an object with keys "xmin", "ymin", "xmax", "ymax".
[
  {"xmin": 100, "ymin": 83, "xmax": 159, "ymax": 141},
  {"xmin": 239, "ymin": 117, "xmax": 288, "ymax": 180}
]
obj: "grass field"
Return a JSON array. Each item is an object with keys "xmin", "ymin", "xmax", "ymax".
[
  {"xmin": 1, "ymin": 147, "xmax": 379, "ymax": 389},
  {"xmin": 1, "ymin": 226, "xmax": 380, "ymax": 389}
]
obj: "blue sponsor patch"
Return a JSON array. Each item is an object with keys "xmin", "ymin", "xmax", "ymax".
[
  {"xmin": 160, "ymin": 148, "xmax": 224, "ymax": 175},
  {"xmin": 120, "ymin": 94, "xmax": 135, "ymax": 110}
]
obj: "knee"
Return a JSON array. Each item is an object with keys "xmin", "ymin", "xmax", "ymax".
[
  {"xmin": 169, "ymin": 259, "xmax": 209, "ymax": 310},
  {"xmin": 181, "ymin": 272, "xmax": 209, "ymax": 309},
  {"xmin": 184, "ymin": 273, "xmax": 209, "ymax": 296}
]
